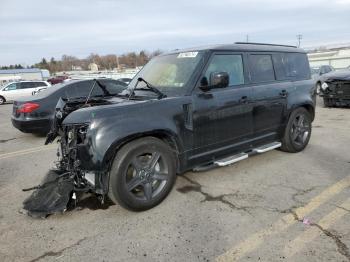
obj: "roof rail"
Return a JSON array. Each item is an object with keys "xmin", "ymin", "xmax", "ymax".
[{"xmin": 234, "ymin": 42, "xmax": 297, "ymax": 48}]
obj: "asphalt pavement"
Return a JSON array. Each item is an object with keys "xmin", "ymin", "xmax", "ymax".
[{"xmin": 0, "ymin": 98, "xmax": 349, "ymax": 262}]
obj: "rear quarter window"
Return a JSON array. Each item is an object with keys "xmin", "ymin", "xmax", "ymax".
[{"xmin": 273, "ymin": 53, "xmax": 310, "ymax": 80}]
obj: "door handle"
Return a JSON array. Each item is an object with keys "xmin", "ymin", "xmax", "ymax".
[
  {"xmin": 239, "ymin": 96, "xmax": 248, "ymax": 104},
  {"xmin": 280, "ymin": 90, "xmax": 288, "ymax": 97}
]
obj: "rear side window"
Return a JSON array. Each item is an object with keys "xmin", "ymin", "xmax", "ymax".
[
  {"xmin": 204, "ymin": 54, "xmax": 244, "ymax": 86},
  {"xmin": 273, "ymin": 53, "xmax": 310, "ymax": 80},
  {"xmin": 20, "ymin": 82, "xmax": 37, "ymax": 89},
  {"xmin": 63, "ymin": 81, "xmax": 106, "ymax": 98},
  {"xmin": 99, "ymin": 79, "xmax": 127, "ymax": 94},
  {"xmin": 63, "ymin": 81, "xmax": 93, "ymax": 98},
  {"xmin": 33, "ymin": 82, "xmax": 47, "ymax": 87},
  {"xmin": 249, "ymin": 54, "xmax": 275, "ymax": 83}
]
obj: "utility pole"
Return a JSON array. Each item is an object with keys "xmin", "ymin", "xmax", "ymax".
[
  {"xmin": 296, "ymin": 34, "xmax": 303, "ymax": 47},
  {"xmin": 116, "ymin": 55, "xmax": 120, "ymax": 70},
  {"xmin": 246, "ymin": 34, "xmax": 249, "ymax": 43}
]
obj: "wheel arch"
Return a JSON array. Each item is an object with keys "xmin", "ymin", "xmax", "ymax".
[
  {"xmin": 102, "ymin": 129, "xmax": 182, "ymax": 175},
  {"xmin": 289, "ymin": 103, "xmax": 315, "ymax": 122},
  {"xmin": 0, "ymin": 95, "xmax": 6, "ymax": 103}
]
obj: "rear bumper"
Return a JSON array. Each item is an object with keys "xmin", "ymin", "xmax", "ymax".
[{"xmin": 11, "ymin": 117, "xmax": 51, "ymax": 134}]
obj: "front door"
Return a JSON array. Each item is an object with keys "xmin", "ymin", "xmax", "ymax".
[
  {"xmin": 190, "ymin": 52, "xmax": 254, "ymax": 164},
  {"xmin": 2, "ymin": 83, "xmax": 21, "ymax": 101}
]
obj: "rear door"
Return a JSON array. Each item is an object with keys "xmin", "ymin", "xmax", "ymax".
[
  {"xmin": 191, "ymin": 52, "xmax": 254, "ymax": 162},
  {"xmin": 19, "ymin": 82, "xmax": 38, "ymax": 97},
  {"xmin": 248, "ymin": 53, "xmax": 288, "ymax": 143}
]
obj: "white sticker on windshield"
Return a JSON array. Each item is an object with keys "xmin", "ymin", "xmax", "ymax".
[{"xmin": 177, "ymin": 52, "xmax": 198, "ymax": 58}]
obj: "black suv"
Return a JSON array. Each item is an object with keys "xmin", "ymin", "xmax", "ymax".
[{"xmin": 25, "ymin": 43, "xmax": 316, "ymax": 214}]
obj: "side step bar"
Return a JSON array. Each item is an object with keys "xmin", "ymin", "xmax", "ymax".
[
  {"xmin": 253, "ymin": 142, "xmax": 282, "ymax": 153},
  {"xmin": 193, "ymin": 141, "xmax": 281, "ymax": 171},
  {"xmin": 214, "ymin": 153, "xmax": 248, "ymax": 167}
]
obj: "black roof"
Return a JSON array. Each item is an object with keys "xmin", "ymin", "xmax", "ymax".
[{"xmin": 167, "ymin": 43, "xmax": 305, "ymax": 54}]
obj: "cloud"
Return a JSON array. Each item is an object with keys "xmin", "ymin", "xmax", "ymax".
[{"xmin": 0, "ymin": 0, "xmax": 350, "ymax": 65}]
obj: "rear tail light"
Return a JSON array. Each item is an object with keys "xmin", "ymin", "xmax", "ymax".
[{"xmin": 17, "ymin": 103, "xmax": 40, "ymax": 113}]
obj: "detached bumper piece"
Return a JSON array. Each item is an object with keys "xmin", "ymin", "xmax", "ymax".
[{"xmin": 23, "ymin": 170, "xmax": 74, "ymax": 218}]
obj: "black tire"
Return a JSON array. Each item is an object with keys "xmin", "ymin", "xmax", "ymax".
[
  {"xmin": 108, "ymin": 137, "xmax": 177, "ymax": 211},
  {"xmin": 280, "ymin": 108, "xmax": 312, "ymax": 153},
  {"xmin": 0, "ymin": 96, "xmax": 5, "ymax": 105}
]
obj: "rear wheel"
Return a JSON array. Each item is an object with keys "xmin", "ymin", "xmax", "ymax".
[
  {"xmin": 108, "ymin": 137, "xmax": 176, "ymax": 211},
  {"xmin": 0, "ymin": 96, "xmax": 5, "ymax": 105},
  {"xmin": 281, "ymin": 108, "xmax": 312, "ymax": 153}
]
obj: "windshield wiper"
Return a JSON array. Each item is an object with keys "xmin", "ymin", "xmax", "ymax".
[{"xmin": 129, "ymin": 77, "xmax": 167, "ymax": 99}]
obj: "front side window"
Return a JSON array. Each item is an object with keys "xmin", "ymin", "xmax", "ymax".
[
  {"xmin": 249, "ymin": 54, "xmax": 275, "ymax": 83},
  {"xmin": 129, "ymin": 52, "xmax": 204, "ymax": 96},
  {"xmin": 204, "ymin": 54, "xmax": 244, "ymax": 86},
  {"xmin": 4, "ymin": 83, "xmax": 18, "ymax": 91}
]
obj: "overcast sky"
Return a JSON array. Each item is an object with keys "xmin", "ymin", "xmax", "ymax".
[{"xmin": 1, "ymin": 0, "xmax": 350, "ymax": 66}]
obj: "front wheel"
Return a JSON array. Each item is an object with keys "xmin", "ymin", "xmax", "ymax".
[
  {"xmin": 0, "ymin": 96, "xmax": 5, "ymax": 105},
  {"xmin": 280, "ymin": 108, "xmax": 312, "ymax": 153},
  {"xmin": 108, "ymin": 137, "xmax": 176, "ymax": 211}
]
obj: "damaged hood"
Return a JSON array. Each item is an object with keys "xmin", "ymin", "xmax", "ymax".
[
  {"xmin": 45, "ymin": 95, "xmax": 155, "ymax": 144},
  {"xmin": 324, "ymin": 70, "xmax": 350, "ymax": 82},
  {"xmin": 62, "ymin": 97, "xmax": 148, "ymax": 125}
]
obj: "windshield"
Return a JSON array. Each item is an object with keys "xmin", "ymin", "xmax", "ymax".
[
  {"xmin": 129, "ymin": 51, "xmax": 204, "ymax": 96},
  {"xmin": 310, "ymin": 67, "xmax": 320, "ymax": 74}
]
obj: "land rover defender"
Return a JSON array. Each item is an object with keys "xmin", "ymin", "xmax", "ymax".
[{"xmin": 23, "ymin": 43, "xmax": 316, "ymax": 215}]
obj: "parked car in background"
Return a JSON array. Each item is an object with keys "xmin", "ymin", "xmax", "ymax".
[
  {"xmin": 0, "ymin": 81, "xmax": 51, "ymax": 105},
  {"xmin": 47, "ymin": 75, "xmax": 69, "ymax": 85},
  {"xmin": 319, "ymin": 69, "xmax": 350, "ymax": 107},
  {"xmin": 37, "ymin": 43, "xmax": 315, "ymax": 213},
  {"xmin": 311, "ymin": 65, "xmax": 335, "ymax": 94},
  {"xmin": 118, "ymin": 78, "xmax": 132, "ymax": 85},
  {"xmin": 11, "ymin": 78, "xmax": 127, "ymax": 134}
]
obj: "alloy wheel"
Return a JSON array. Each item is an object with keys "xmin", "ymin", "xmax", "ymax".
[
  {"xmin": 125, "ymin": 151, "xmax": 169, "ymax": 201},
  {"xmin": 290, "ymin": 113, "xmax": 310, "ymax": 146}
]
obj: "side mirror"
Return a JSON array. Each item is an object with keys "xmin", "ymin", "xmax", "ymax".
[{"xmin": 199, "ymin": 72, "xmax": 229, "ymax": 92}]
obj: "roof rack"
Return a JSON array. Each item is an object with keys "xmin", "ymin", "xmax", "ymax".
[{"xmin": 234, "ymin": 42, "xmax": 297, "ymax": 48}]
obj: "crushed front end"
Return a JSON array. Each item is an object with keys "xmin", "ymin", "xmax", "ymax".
[
  {"xmin": 320, "ymin": 79, "xmax": 350, "ymax": 106},
  {"xmin": 23, "ymin": 97, "xmax": 110, "ymax": 217}
]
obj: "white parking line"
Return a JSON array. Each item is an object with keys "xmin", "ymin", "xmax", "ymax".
[{"xmin": 0, "ymin": 145, "xmax": 56, "ymax": 160}]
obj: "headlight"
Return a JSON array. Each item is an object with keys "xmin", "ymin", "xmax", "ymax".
[{"xmin": 321, "ymin": 82, "xmax": 329, "ymax": 90}]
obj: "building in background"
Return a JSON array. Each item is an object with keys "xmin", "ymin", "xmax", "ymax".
[
  {"xmin": 0, "ymin": 68, "xmax": 50, "ymax": 85},
  {"xmin": 307, "ymin": 44, "xmax": 350, "ymax": 69},
  {"xmin": 88, "ymin": 63, "xmax": 99, "ymax": 71}
]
